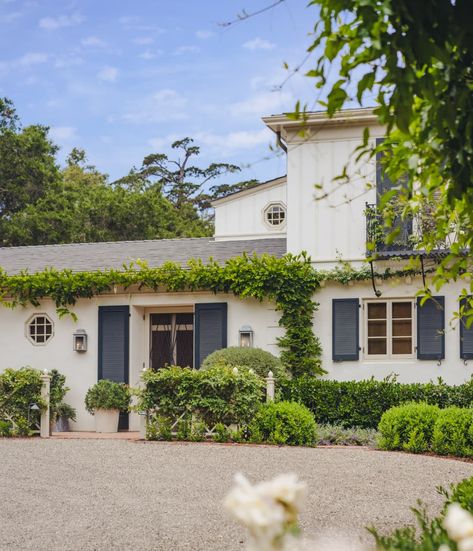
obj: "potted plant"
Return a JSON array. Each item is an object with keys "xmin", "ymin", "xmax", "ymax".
[
  {"xmin": 85, "ymin": 379, "xmax": 130, "ymax": 433},
  {"xmin": 53, "ymin": 402, "xmax": 76, "ymax": 432}
]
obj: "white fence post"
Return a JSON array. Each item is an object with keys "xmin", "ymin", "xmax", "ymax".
[
  {"xmin": 266, "ymin": 371, "xmax": 275, "ymax": 402},
  {"xmin": 40, "ymin": 370, "xmax": 51, "ymax": 438},
  {"xmin": 139, "ymin": 367, "xmax": 148, "ymax": 440}
]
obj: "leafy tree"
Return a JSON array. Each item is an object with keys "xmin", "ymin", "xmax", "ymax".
[
  {"xmin": 1, "ymin": 150, "xmax": 211, "ymax": 246},
  {"xmin": 120, "ymin": 138, "xmax": 256, "ymax": 218},
  {"xmin": 303, "ymin": 0, "xmax": 473, "ymax": 298},
  {"xmin": 0, "ymin": 99, "xmax": 60, "ymax": 218}
]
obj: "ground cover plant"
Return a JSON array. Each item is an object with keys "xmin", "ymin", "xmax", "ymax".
[
  {"xmin": 316, "ymin": 424, "xmax": 378, "ymax": 447},
  {"xmin": 281, "ymin": 375, "xmax": 473, "ymax": 429}
]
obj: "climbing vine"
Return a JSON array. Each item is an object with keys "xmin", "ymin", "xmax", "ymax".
[
  {"xmin": 0, "ymin": 253, "xmax": 433, "ymax": 377},
  {"xmin": 0, "ymin": 254, "xmax": 323, "ymax": 377}
]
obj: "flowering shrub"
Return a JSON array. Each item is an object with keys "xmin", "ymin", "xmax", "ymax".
[
  {"xmin": 378, "ymin": 402, "xmax": 440, "ymax": 453},
  {"xmin": 137, "ymin": 365, "xmax": 265, "ymax": 436},
  {"xmin": 224, "ymin": 473, "xmax": 306, "ymax": 551},
  {"xmin": 249, "ymin": 401, "xmax": 317, "ymax": 446},
  {"xmin": 0, "ymin": 367, "xmax": 45, "ymax": 436},
  {"xmin": 371, "ymin": 476, "xmax": 473, "ymax": 550}
]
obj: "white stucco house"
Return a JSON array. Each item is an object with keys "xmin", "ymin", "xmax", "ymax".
[{"xmin": 1, "ymin": 108, "xmax": 472, "ymax": 431}]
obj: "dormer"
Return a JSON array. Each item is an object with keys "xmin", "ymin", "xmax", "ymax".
[{"xmin": 212, "ymin": 176, "xmax": 287, "ymax": 241}]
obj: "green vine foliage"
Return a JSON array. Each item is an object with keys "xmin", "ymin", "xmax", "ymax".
[{"xmin": 0, "ymin": 253, "xmax": 323, "ymax": 377}]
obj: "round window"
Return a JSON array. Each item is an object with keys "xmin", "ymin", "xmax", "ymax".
[
  {"xmin": 26, "ymin": 314, "xmax": 54, "ymax": 345},
  {"xmin": 264, "ymin": 203, "xmax": 286, "ymax": 227}
]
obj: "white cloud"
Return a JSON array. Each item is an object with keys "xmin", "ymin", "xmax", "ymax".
[
  {"xmin": 81, "ymin": 36, "xmax": 107, "ymax": 48},
  {"xmin": 230, "ymin": 91, "xmax": 293, "ymax": 117},
  {"xmin": 0, "ymin": 11, "xmax": 22, "ymax": 23},
  {"xmin": 195, "ymin": 128, "xmax": 272, "ymax": 156},
  {"xmin": 54, "ymin": 54, "xmax": 84, "ymax": 69},
  {"xmin": 39, "ymin": 13, "xmax": 84, "ymax": 30},
  {"xmin": 133, "ymin": 36, "xmax": 154, "ymax": 45},
  {"xmin": 97, "ymin": 66, "xmax": 118, "ymax": 82},
  {"xmin": 124, "ymin": 89, "xmax": 187, "ymax": 124},
  {"xmin": 139, "ymin": 49, "xmax": 163, "ymax": 60},
  {"xmin": 118, "ymin": 16, "xmax": 164, "ymax": 33},
  {"xmin": 196, "ymin": 30, "xmax": 213, "ymax": 40},
  {"xmin": 174, "ymin": 45, "xmax": 200, "ymax": 56},
  {"xmin": 242, "ymin": 37, "xmax": 276, "ymax": 50},
  {"xmin": 18, "ymin": 52, "xmax": 48, "ymax": 66},
  {"xmin": 49, "ymin": 126, "xmax": 78, "ymax": 142}
]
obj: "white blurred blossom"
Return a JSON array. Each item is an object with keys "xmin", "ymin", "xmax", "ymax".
[
  {"xmin": 224, "ymin": 473, "xmax": 306, "ymax": 550},
  {"xmin": 444, "ymin": 503, "xmax": 473, "ymax": 551}
]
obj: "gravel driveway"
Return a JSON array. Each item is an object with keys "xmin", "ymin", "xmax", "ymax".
[{"xmin": 1, "ymin": 439, "xmax": 473, "ymax": 551}]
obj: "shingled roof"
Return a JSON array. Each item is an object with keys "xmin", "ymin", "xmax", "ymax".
[{"xmin": 0, "ymin": 237, "xmax": 287, "ymax": 274}]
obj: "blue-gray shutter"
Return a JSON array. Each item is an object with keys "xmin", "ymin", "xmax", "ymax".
[
  {"xmin": 332, "ymin": 299, "xmax": 359, "ymax": 361},
  {"xmin": 194, "ymin": 303, "xmax": 227, "ymax": 368},
  {"xmin": 416, "ymin": 297, "xmax": 445, "ymax": 360},
  {"xmin": 460, "ymin": 298, "xmax": 473, "ymax": 360},
  {"xmin": 98, "ymin": 305, "xmax": 129, "ymax": 429}
]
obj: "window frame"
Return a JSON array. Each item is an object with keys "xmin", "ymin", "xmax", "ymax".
[
  {"xmin": 363, "ymin": 298, "xmax": 415, "ymax": 360},
  {"xmin": 25, "ymin": 313, "xmax": 54, "ymax": 346},
  {"xmin": 263, "ymin": 202, "xmax": 287, "ymax": 229}
]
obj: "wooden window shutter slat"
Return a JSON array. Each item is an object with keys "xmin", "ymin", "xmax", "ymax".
[
  {"xmin": 460, "ymin": 297, "xmax": 473, "ymax": 360},
  {"xmin": 416, "ymin": 296, "xmax": 445, "ymax": 360},
  {"xmin": 332, "ymin": 299, "xmax": 359, "ymax": 361},
  {"xmin": 194, "ymin": 303, "xmax": 227, "ymax": 368}
]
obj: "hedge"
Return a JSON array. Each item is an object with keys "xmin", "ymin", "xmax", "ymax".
[{"xmin": 280, "ymin": 375, "xmax": 473, "ymax": 429}]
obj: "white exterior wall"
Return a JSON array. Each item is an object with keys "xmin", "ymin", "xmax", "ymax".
[
  {"xmin": 315, "ymin": 278, "xmax": 473, "ymax": 385},
  {"xmin": 0, "ymin": 292, "xmax": 282, "ymax": 431},
  {"xmin": 214, "ymin": 181, "xmax": 286, "ymax": 241},
  {"xmin": 285, "ymin": 125, "xmax": 384, "ymax": 267}
]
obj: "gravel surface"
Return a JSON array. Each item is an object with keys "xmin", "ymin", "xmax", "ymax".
[{"xmin": 1, "ymin": 439, "xmax": 473, "ymax": 551}]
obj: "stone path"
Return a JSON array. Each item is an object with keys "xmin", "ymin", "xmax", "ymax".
[{"xmin": 1, "ymin": 439, "xmax": 472, "ymax": 551}]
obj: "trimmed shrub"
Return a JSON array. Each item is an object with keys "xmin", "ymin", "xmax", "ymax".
[
  {"xmin": 281, "ymin": 375, "xmax": 473, "ymax": 429},
  {"xmin": 378, "ymin": 402, "xmax": 440, "ymax": 453},
  {"xmin": 249, "ymin": 401, "xmax": 317, "ymax": 446},
  {"xmin": 201, "ymin": 346, "xmax": 286, "ymax": 380},
  {"xmin": 85, "ymin": 379, "xmax": 130, "ymax": 414},
  {"xmin": 432, "ymin": 407, "xmax": 473, "ymax": 457}
]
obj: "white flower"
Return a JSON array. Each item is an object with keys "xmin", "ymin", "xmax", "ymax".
[
  {"xmin": 259, "ymin": 473, "xmax": 307, "ymax": 512},
  {"xmin": 444, "ymin": 504, "xmax": 473, "ymax": 542}
]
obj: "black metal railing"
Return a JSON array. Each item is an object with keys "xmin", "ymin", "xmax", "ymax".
[{"xmin": 365, "ymin": 203, "xmax": 413, "ymax": 257}]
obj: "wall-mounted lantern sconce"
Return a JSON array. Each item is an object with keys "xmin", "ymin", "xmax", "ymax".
[
  {"xmin": 73, "ymin": 329, "xmax": 88, "ymax": 352},
  {"xmin": 239, "ymin": 325, "xmax": 253, "ymax": 348}
]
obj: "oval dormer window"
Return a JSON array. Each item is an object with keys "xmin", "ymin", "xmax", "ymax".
[{"xmin": 264, "ymin": 202, "xmax": 286, "ymax": 228}]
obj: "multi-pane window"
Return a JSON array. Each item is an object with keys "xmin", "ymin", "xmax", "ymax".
[
  {"xmin": 365, "ymin": 300, "xmax": 414, "ymax": 358},
  {"xmin": 264, "ymin": 203, "xmax": 286, "ymax": 227},
  {"xmin": 27, "ymin": 314, "xmax": 54, "ymax": 345}
]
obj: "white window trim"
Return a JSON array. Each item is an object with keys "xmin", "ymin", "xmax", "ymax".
[
  {"xmin": 25, "ymin": 313, "xmax": 54, "ymax": 346},
  {"xmin": 262, "ymin": 201, "xmax": 287, "ymax": 230},
  {"xmin": 363, "ymin": 298, "xmax": 416, "ymax": 360}
]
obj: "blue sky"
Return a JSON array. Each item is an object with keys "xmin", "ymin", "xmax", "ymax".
[{"xmin": 0, "ymin": 0, "xmax": 319, "ymax": 184}]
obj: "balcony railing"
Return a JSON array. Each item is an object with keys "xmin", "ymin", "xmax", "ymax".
[{"xmin": 365, "ymin": 203, "xmax": 414, "ymax": 257}]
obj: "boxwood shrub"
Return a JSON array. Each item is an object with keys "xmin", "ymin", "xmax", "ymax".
[
  {"xmin": 201, "ymin": 346, "xmax": 286, "ymax": 380},
  {"xmin": 249, "ymin": 400, "xmax": 317, "ymax": 446},
  {"xmin": 281, "ymin": 375, "xmax": 473, "ymax": 429},
  {"xmin": 432, "ymin": 407, "xmax": 473, "ymax": 457},
  {"xmin": 378, "ymin": 402, "xmax": 440, "ymax": 453}
]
